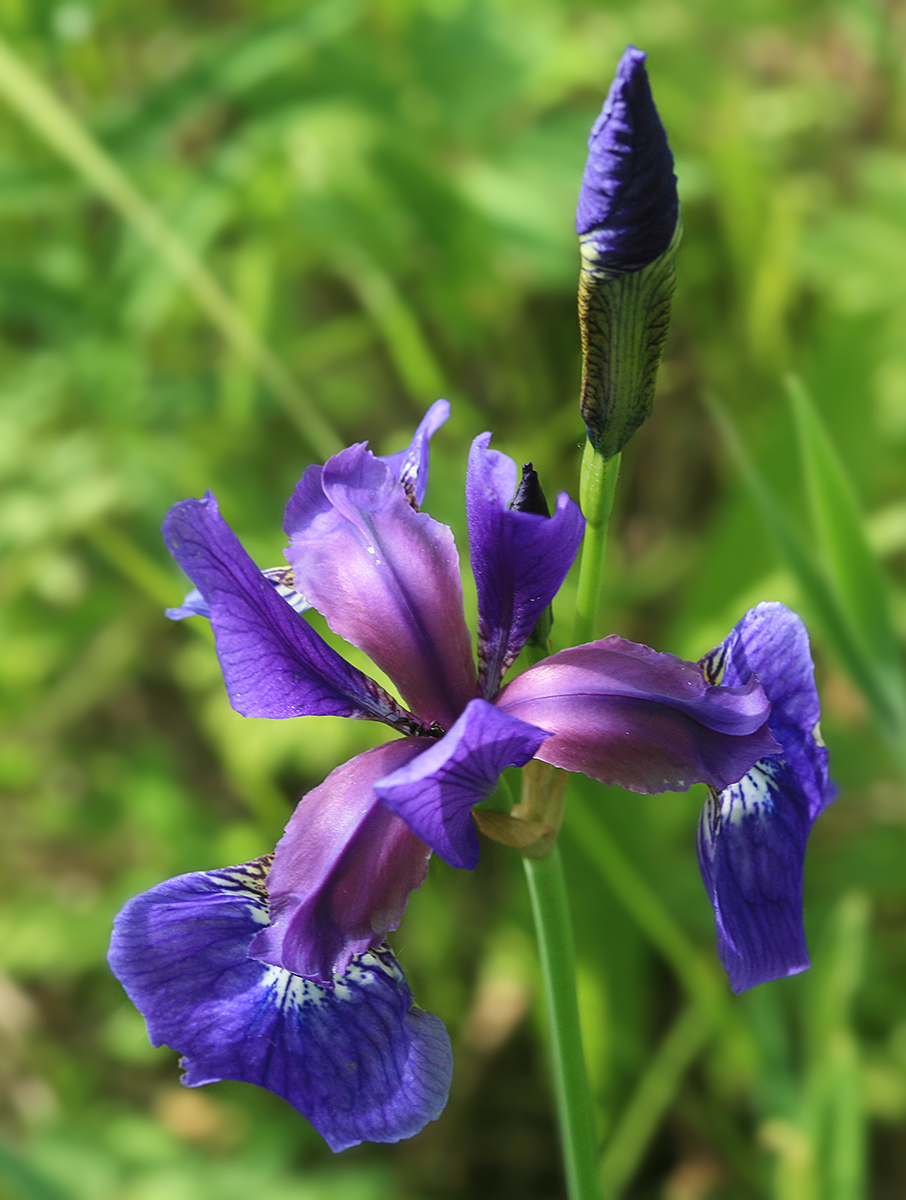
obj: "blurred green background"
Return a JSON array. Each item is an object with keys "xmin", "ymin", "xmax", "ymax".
[{"xmin": 1, "ymin": 0, "xmax": 905, "ymax": 1196}]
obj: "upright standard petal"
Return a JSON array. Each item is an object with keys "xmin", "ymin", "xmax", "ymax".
[
  {"xmin": 575, "ymin": 46, "xmax": 678, "ymax": 271},
  {"xmin": 285, "ymin": 444, "xmax": 477, "ymax": 729},
  {"xmin": 697, "ymin": 602, "xmax": 835, "ymax": 993},
  {"xmin": 496, "ymin": 638, "xmax": 777, "ymax": 793},
  {"xmin": 379, "ymin": 399, "xmax": 451, "ymax": 509},
  {"xmin": 466, "ymin": 435, "xmax": 585, "ymax": 697},
  {"xmin": 374, "ymin": 699, "xmax": 551, "ymax": 870},
  {"xmin": 108, "ymin": 859, "xmax": 452, "ymax": 1153},
  {"xmin": 249, "ymin": 741, "xmax": 432, "ymax": 983}
]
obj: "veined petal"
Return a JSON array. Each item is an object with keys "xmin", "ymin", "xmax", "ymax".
[
  {"xmin": 374, "ymin": 699, "xmax": 550, "ymax": 870},
  {"xmin": 379, "ymin": 399, "xmax": 450, "ymax": 509},
  {"xmin": 166, "ymin": 567, "xmax": 310, "ymax": 623},
  {"xmin": 108, "ymin": 860, "xmax": 451, "ymax": 1152},
  {"xmin": 284, "ymin": 443, "xmax": 477, "ymax": 728},
  {"xmin": 495, "ymin": 638, "xmax": 777, "ymax": 793},
  {"xmin": 249, "ymin": 741, "xmax": 432, "ymax": 983},
  {"xmin": 697, "ymin": 602, "xmax": 835, "ymax": 993},
  {"xmin": 466, "ymin": 435, "xmax": 585, "ymax": 696},
  {"xmin": 163, "ymin": 494, "xmax": 413, "ymax": 728}
]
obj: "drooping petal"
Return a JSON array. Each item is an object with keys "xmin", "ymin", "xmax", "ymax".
[
  {"xmin": 249, "ymin": 740, "xmax": 432, "ymax": 983},
  {"xmin": 379, "ymin": 399, "xmax": 450, "ymax": 509},
  {"xmin": 163, "ymin": 494, "xmax": 414, "ymax": 729},
  {"xmin": 108, "ymin": 859, "xmax": 452, "ymax": 1152},
  {"xmin": 374, "ymin": 699, "xmax": 551, "ymax": 870},
  {"xmin": 495, "ymin": 638, "xmax": 777, "ymax": 793},
  {"xmin": 284, "ymin": 443, "xmax": 477, "ymax": 729},
  {"xmin": 466, "ymin": 435, "xmax": 585, "ymax": 696},
  {"xmin": 696, "ymin": 602, "xmax": 835, "ymax": 993},
  {"xmin": 576, "ymin": 46, "xmax": 679, "ymax": 272}
]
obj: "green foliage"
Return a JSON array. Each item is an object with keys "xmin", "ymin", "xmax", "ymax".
[{"xmin": 1, "ymin": 0, "xmax": 905, "ymax": 1196}]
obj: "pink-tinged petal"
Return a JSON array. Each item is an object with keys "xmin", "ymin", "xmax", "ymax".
[
  {"xmin": 379, "ymin": 399, "xmax": 450, "ymax": 508},
  {"xmin": 467, "ymin": 435, "xmax": 585, "ymax": 696},
  {"xmin": 284, "ymin": 444, "xmax": 477, "ymax": 728},
  {"xmin": 495, "ymin": 638, "xmax": 777, "ymax": 793},
  {"xmin": 108, "ymin": 859, "xmax": 451, "ymax": 1151},
  {"xmin": 374, "ymin": 699, "xmax": 551, "ymax": 870},
  {"xmin": 249, "ymin": 741, "xmax": 431, "ymax": 983},
  {"xmin": 698, "ymin": 603, "xmax": 835, "ymax": 992},
  {"xmin": 163, "ymin": 495, "xmax": 414, "ymax": 728}
]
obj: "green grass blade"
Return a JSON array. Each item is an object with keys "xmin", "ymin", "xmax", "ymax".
[
  {"xmin": 708, "ymin": 395, "xmax": 903, "ymax": 743},
  {"xmin": 805, "ymin": 892, "xmax": 870, "ymax": 1200},
  {"xmin": 789, "ymin": 376, "xmax": 905, "ymax": 733},
  {"xmin": 0, "ymin": 35, "xmax": 342, "ymax": 461},
  {"xmin": 600, "ymin": 1002, "xmax": 712, "ymax": 1198}
]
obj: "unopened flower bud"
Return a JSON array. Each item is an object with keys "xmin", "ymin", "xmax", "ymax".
[{"xmin": 577, "ymin": 46, "xmax": 681, "ymax": 459}]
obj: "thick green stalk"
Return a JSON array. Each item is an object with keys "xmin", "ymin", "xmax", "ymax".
[
  {"xmin": 574, "ymin": 445, "xmax": 621, "ymax": 645},
  {"xmin": 524, "ymin": 848, "xmax": 600, "ymax": 1200}
]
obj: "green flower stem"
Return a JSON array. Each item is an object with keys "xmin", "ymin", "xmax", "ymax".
[
  {"xmin": 573, "ymin": 443, "xmax": 621, "ymax": 645},
  {"xmin": 524, "ymin": 848, "xmax": 600, "ymax": 1200}
]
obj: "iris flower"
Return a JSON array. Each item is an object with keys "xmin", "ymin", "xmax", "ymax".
[{"xmin": 108, "ymin": 402, "xmax": 829, "ymax": 1150}]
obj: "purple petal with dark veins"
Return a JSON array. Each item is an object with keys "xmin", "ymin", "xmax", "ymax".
[
  {"xmin": 163, "ymin": 494, "xmax": 411, "ymax": 727},
  {"xmin": 466, "ymin": 434, "xmax": 584, "ymax": 696},
  {"xmin": 167, "ymin": 568, "xmax": 310, "ymax": 623},
  {"xmin": 697, "ymin": 602, "xmax": 835, "ymax": 992},
  {"xmin": 379, "ymin": 400, "xmax": 450, "ymax": 509},
  {"xmin": 108, "ymin": 859, "xmax": 452, "ymax": 1152},
  {"xmin": 284, "ymin": 444, "xmax": 477, "ymax": 729},
  {"xmin": 374, "ymin": 699, "xmax": 550, "ymax": 870},
  {"xmin": 576, "ymin": 46, "xmax": 679, "ymax": 271},
  {"xmin": 249, "ymin": 740, "xmax": 432, "ymax": 983},
  {"xmin": 495, "ymin": 638, "xmax": 777, "ymax": 793}
]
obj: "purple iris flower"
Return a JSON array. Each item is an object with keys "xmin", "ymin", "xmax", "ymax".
[
  {"xmin": 109, "ymin": 402, "xmax": 810, "ymax": 1151},
  {"xmin": 576, "ymin": 45, "xmax": 679, "ymax": 272}
]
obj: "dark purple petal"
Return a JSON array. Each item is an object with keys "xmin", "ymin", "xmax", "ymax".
[
  {"xmin": 163, "ymin": 494, "xmax": 413, "ymax": 728},
  {"xmin": 249, "ymin": 741, "xmax": 432, "ymax": 983},
  {"xmin": 284, "ymin": 444, "xmax": 478, "ymax": 729},
  {"xmin": 697, "ymin": 602, "xmax": 835, "ymax": 992},
  {"xmin": 374, "ymin": 699, "xmax": 550, "ymax": 870},
  {"xmin": 166, "ymin": 568, "xmax": 310, "ymax": 624},
  {"xmin": 495, "ymin": 638, "xmax": 777, "ymax": 793},
  {"xmin": 576, "ymin": 46, "xmax": 679, "ymax": 272},
  {"xmin": 379, "ymin": 399, "xmax": 450, "ymax": 509},
  {"xmin": 466, "ymin": 435, "xmax": 585, "ymax": 697},
  {"xmin": 108, "ymin": 860, "xmax": 451, "ymax": 1152}
]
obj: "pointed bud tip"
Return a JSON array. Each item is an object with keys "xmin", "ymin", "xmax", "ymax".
[
  {"xmin": 510, "ymin": 464, "xmax": 551, "ymax": 518},
  {"xmin": 576, "ymin": 45, "xmax": 679, "ymax": 272}
]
